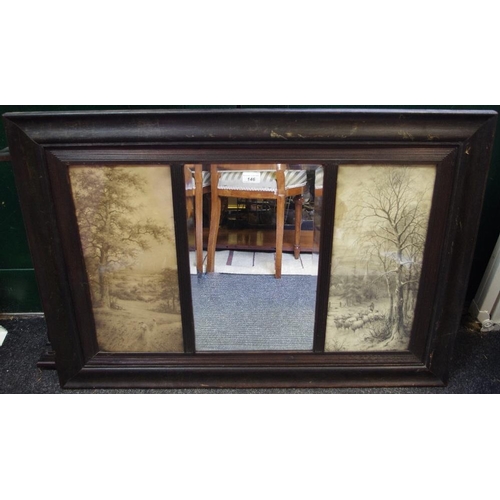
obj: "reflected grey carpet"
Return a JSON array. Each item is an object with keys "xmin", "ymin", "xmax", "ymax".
[
  {"xmin": 191, "ymin": 274, "xmax": 317, "ymax": 351},
  {"xmin": 1, "ymin": 309, "xmax": 500, "ymax": 393}
]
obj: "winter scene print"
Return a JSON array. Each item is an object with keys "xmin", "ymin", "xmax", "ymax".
[
  {"xmin": 325, "ymin": 165, "xmax": 436, "ymax": 352},
  {"xmin": 69, "ymin": 165, "xmax": 183, "ymax": 353}
]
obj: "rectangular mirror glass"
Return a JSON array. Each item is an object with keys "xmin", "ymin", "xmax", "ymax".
[{"xmin": 185, "ymin": 163, "xmax": 322, "ymax": 351}]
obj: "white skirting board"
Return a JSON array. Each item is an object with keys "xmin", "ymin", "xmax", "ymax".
[{"xmin": 469, "ymin": 232, "xmax": 500, "ymax": 330}]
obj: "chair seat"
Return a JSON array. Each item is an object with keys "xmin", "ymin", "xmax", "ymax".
[
  {"xmin": 186, "ymin": 171, "xmax": 211, "ymax": 191},
  {"xmin": 218, "ymin": 170, "xmax": 307, "ymax": 192},
  {"xmin": 315, "ymin": 166, "xmax": 324, "ymax": 190},
  {"xmin": 207, "ymin": 164, "xmax": 308, "ymax": 278}
]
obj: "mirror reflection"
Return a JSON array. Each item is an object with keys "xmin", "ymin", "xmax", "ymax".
[{"xmin": 185, "ymin": 163, "xmax": 322, "ymax": 351}]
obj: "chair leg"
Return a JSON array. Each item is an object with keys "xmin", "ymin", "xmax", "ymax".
[
  {"xmin": 294, "ymin": 194, "xmax": 303, "ymax": 259},
  {"xmin": 206, "ymin": 195, "xmax": 222, "ymax": 273},
  {"xmin": 186, "ymin": 196, "xmax": 194, "ymax": 221},
  {"xmin": 195, "ymin": 187, "xmax": 204, "ymax": 274},
  {"xmin": 275, "ymin": 194, "xmax": 285, "ymax": 279}
]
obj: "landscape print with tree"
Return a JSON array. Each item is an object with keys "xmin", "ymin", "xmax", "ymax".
[
  {"xmin": 325, "ymin": 165, "xmax": 436, "ymax": 352},
  {"xmin": 69, "ymin": 165, "xmax": 183, "ymax": 353}
]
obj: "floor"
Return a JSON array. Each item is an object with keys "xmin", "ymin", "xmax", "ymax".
[
  {"xmin": 191, "ymin": 274, "xmax": 317, "ymax": 351},
  {"xmin": 1, "ymin": 313, "xmax": 499, "ymax": 393},
  {"xmin": 194, "ymin": 227, "xmax": 317, "ymax": 254},
  {"xmin": 190, "ymin": 250, "xmax": 319, "ymax": 276}
]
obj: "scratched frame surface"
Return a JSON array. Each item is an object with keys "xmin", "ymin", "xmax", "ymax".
[{"xmin": 3, "ymin": 109, "xmax": 497, "ymax": 388}]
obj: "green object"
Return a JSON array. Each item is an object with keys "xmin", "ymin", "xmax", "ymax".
[
  {"xmin": 0, "ymin": 269, "xmax": 42, "ymax": 313},
  {"xmin": 1, "ymin": 105, "xmax": 499, "ymax": 313}
]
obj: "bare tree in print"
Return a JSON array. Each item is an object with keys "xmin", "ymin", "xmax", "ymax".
[
  {"xmin": 71, "ymin": 167, "xmax": 168, "ymax": 309},
  {"xmin": 358, "ymin": 167, "xmax": 430, "ymax": 345},
  {"xmin": 326, "ymin": 165, "xmax": 435, "ymax": 352}
]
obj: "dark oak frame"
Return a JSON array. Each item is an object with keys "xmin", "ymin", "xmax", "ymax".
[{"xmin": 3, "ymin": 108, "xmax": 497, "ymax": 389}]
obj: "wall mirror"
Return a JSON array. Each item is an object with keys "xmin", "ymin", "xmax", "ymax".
[
  {"xmin": 3, "ymin": 109, "xmax": 497, "ymax": 388},
  {"xmin": 186, "ymin": 162, "xmax": 321, "ymax": 352}
]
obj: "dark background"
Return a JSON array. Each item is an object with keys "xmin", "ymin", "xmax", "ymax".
[{"xmin": 1, "ymin": 105, "xmax": 499, "ymax": 313}]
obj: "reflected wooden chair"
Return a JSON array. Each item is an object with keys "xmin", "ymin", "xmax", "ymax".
[
  {"xmin": 314, "ymin": 165, "xmax": 323, "ymax": 197},
  {"xmin": 206, "ymin": 164, "xmax": 308, "ymax": 278},
  {"xmin": 185, "ymin": 164, "xmax": 211, "ymax": 273},
  {"xmin": 312, "ymin": 165, "xmax": 323, "ymax": 254}
]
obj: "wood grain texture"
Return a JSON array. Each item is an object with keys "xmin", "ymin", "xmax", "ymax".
[
  {"xmin": 49, "ymin": 147, "xmax": 457, "ymax": 163},
  {"xmin": 426, "ymin": 116, "xmax": 499, "ymax": 383},
  {"xmin": 3, "ymin": 109, "xmax": 497, "ymax": 389},
  {"xmin": 3, "ymin": 120, "xmax": 85, "ymax": 386},
  {"xmin": 3, "ymin": 108, "xmax": 496, "ymax": 145},
  {"xmin": 170, "ymin": 164, "xmax": 196, "ymax": 354},
  {"xmin": 313, "ymin": 164, "xmax": 338, "ymax": 352}
]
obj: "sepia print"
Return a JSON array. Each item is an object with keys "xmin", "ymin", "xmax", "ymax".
[
  {"xmin": 69, "ymin": 165, "xmax": 183, "ymax": 353},
  {"xmin": 325, "ymin": 165, "xmax": 437, "ymax": 352}
]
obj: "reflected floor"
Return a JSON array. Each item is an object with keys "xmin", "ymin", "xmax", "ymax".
[
  {"xmin": 190, "ymin": 250, "xmax": 319, "ymax": 276},
  {"xmin": 192, "ymin": 273, "xmax": 317, "ymax": 351}
]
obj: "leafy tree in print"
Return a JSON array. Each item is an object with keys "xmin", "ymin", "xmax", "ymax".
[
  {"xmin": 160, "ymin": 268, "xmax": 181, "ymax": 313},
  {"xmin": 71, "ymin": 167, "xmax": 169, "ymax": 309}
]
